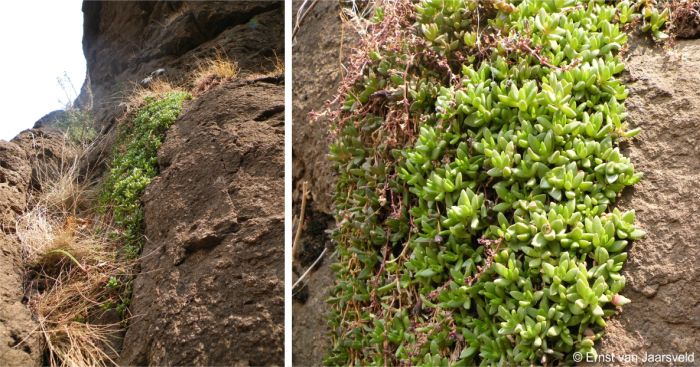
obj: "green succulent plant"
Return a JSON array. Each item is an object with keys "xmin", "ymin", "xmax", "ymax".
[
  {"xmin": 101, "ymin": 91, "xmax": 191, "ymax": 256},
  {"xmin": 326, "ymin": 0, "xmax": 655, "ymax": 365},
  {"xmin": 97, "ymin": 91, "xmax": 189, "ymax": 318}
]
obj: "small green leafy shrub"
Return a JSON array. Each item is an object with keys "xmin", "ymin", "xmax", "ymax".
[
  {"xmin": 101, "ymin": 91, "xmax": 190, "ymax": 256},
  {"xmin": 102, "ymin": 274, "xmax": 133, "ymax": 317},
  {"xmin": 327, "ymin": 0, "xmax": 651, "ymax": 365}
]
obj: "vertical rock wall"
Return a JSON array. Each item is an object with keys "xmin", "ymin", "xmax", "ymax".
[
  {"xmin": 0, "ymin": 129, "xmax": 75, "ymax": 366},
  {"xmin": 81, "ymin": 1, "xmax": 286, "ymax": 364},
  {"xmin": 119, "ymin": 79, "xmax": 284, "ymax": 365},
  {"xmin": 291, "ymin": 1, "xmax": 348, "ymax": 365},
  {"xmin": 0, "ymin": 142, "xmax": 39, "ymax": 366},
  {"xmin": 81, "ymin": 1, "xmax": 283, "ymax": 131}
]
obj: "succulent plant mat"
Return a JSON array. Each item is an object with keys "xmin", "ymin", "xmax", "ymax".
[{"xmin": 324, "ymin": 0, "xmax": 667, "ymax": 365}]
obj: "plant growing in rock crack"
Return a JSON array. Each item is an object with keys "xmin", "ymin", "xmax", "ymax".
[
  {"xmin": 325, "ymin": 0, "xmax": 654, "ymax": 365},
  {"xmin": 16, "ymin": 142, "xmax": 132, "ymax": 367},
  {"xmin": 101, "ymin": 91, "xmax": 191, "ymax": 257}
]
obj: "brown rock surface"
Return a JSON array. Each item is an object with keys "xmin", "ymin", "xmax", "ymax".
[
  {"xmin": 11, "ymin": 129, "xmax": 78, "ymax": 193},
  {"xmin": 81, "ymin": 1, "xmax": 284, "ymax": 133},
  {"xmin": 595, "ymin": 38, "xmax": 700, "ymax": 364},
  {"xmin": 78, "ymin": 1, "xmax": 284, "ymax": 180},
  {"xmin": 292, "ymin": 0, "xmax": 348, "ymax": 214},
  {"xmin": 292, "ymin": 1, "xmax": 350, "ymax": 365},
  {"xmin": 119, "ymin": 79, "xmax": 284, "ymax": 366},
  {"xmin": 0, "ymin": 141, "xmax": 40, "ymax": 366},
  {"xmin": 76, "ymin": 1, "xmax": 286, "ymax": 364}
]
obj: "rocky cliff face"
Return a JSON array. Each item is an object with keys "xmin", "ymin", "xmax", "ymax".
[
  {"xmin": 84, "ymin": 2, "xmax": 284, "ymax": 365},
  {"xmin": 80, "ymin": 1, "xmax": 283, "ymax": 130},
  {"xmin": 0, "ymin": 129, "xmax": 79, "ymax": 366},
  {"xmin": 0, "ymin": 140, "xmax": 39, "ymax": 366},
  {"xmin": 291, "ymin": 1, "xmax": 345, "ymax": 364},
  {"xmin": 0, "ymin": 1, "xmax": 284, "ymax": 365},
  {"xmin": 120, "ymin": 80, "xmax": 284, "ymax": 365}
]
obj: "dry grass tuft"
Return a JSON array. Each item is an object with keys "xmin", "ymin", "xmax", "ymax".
[
  {"xmin": 19, "ymin": 214, "xmax": 111, "ymax": 273},
  {"xmin": 192, "ymin": 54, "xmax": 240, "ymax": 95},
  {"xmin": 31, "ymin": 147, "xmax": 92, "ymax": 216},
  {"xmin": 270, "ymin": 50, "xmax": 284, "ymax": 76},
  {"xmin": 120, "ymin": 80, "xmax": 186, "ymax": 115},
  {"xmin": 39, "ymin": 317, "xmax": 119, "ymax": 367},
  {"xmin": 16, "ymin": 142, "xmax": 131, "ymax": 367},
  {"xmin": 19, "ymin": 144, "xmax": 98, "ymax": 265},
  {"xmin": 17, "ymin": 206, "xmax": 55, "ymax": 262},
  {"xmin": 33, "ymin": 254, "xmax": 126, "ymax": 367},
  {"xmin": 243, "ymin": 51, "xmax": 285, "ymax": 82},
  {"xmin": 19, "ymin": 206, "xmax": 130, "ymax": 367}
]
